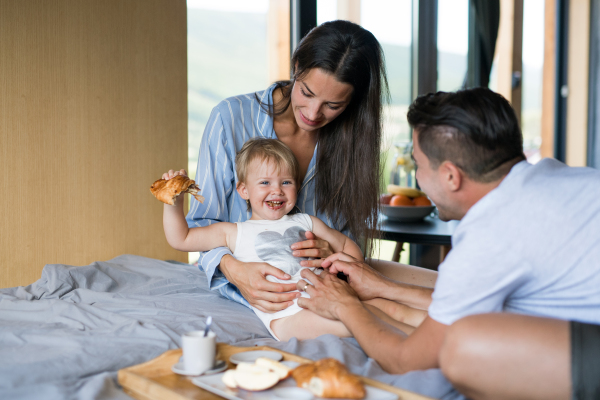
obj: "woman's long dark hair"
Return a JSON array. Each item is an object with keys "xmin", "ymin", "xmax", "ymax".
[{"xmin": 262, "ymin": 20, "xmax": 389, "ymax": 256}]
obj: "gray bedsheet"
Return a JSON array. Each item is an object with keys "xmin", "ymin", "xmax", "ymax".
[{"xmin": 0, "ymin": 255, "xmax": 463, "ymax": 400}]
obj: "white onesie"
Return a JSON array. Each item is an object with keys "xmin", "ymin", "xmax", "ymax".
[{"xmin": 232, "ymin": 213, "xmax": 317, "ymax": 340}]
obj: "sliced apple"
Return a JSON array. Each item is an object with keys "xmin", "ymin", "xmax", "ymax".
[
  {"xmin": 255, "ymin": 357, "xmax": 292, "ymax": 380},
  {"xmin": 234, "ymin": 370, "xmax": 280, "ymax": 391},
  {"xmin": 235, "ymin": 362, "xmax": 271, "ymax": 374},
  {"xmin": 222, "ymin": 369, "xmax": 238, "ymax": 389}
]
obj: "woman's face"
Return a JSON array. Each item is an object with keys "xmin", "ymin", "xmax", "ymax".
[{"xmin": 290, "ymin": 68, "xmax": 353, "ymax": 132}]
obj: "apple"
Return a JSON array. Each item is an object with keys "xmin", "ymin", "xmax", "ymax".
[
  {"xmin": 379, "ymin": 193, "xmax": 392, "ymax": 205},
  {"xmin": 234, "ymin": 370, "xmax": 280, "ymax": 391},
  {"xmin": 222, "ymin": 370, "xmax": 238, "ymax": 388},
  {"xmin": 221, "ymin": 358, "xmax": 293, "ymax": 391},
  {"xmin": 255, "ymin": 357, "xmax": 292, "ymax": 380}
]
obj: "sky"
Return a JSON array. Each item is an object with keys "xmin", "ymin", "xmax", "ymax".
[{"xmin": 187, "ymin": 0, "xmax": 544, "ymax": 67}]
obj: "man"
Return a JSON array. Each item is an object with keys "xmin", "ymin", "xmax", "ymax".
[{"xmin": 296, "ymin": 88, "xmax": 600, "ymax": 398}]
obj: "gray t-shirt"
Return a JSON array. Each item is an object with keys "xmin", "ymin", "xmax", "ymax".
[{"xmin": 429, "ymin": 159, "xmax": 600, "ymax": 326}]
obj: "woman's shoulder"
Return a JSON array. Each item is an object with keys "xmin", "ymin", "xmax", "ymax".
[
  {"xmin": 213, "ymin": 85, "xmax": 275, "ymax": 113},
  {"xmin": 207, "ymin": 85, "xmax": 276, "ymax": 139}
]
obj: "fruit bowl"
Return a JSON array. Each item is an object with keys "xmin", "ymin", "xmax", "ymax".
[{"xmin": 380, "ymin": 204, "xmax": 436, "ymax": 222}]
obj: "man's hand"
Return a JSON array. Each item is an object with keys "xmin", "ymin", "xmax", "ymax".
[
  {"xmin": 292, "ymin": 231, "xmax": 334, "ymax": 268},
  {"xmin": 297, "ymin": 265, "xmax": 446, "ymax": 375},
  {"xmin": 296, "ymin": 268, "xmax": 362, "ymax": 321},
  {"xmin": 320, "ymin": 253, "xmax": 392, "ymax": 301},
  {"xmin": 220, "ymin": 255, "xmax": 299, "ymax": 313}
]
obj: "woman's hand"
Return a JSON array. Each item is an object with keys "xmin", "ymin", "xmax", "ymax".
[
  {"xmin": 319, "ymin": 253, "xmax": 391, "ymax": 301},
  {"xmin": 296, "ymin": 268, "xmax": 362, "ymax": 321},
  {"xmin": 292, "ymin": 231, "xmax": 334, "ymax": 268},
  {"xmin": 219, "ymin": 255, "xmax": 300, "ymax": 313},
  {"xmin": 162, "ymin": 169, "xmax": 187, "ymax": 180}
]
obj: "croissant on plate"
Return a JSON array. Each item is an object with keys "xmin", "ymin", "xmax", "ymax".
[
  {"xmin": 292, "ymin": 358, "xmax": 365, "ymax": 399},
  {"xmin": 150, "ymin": 175, "xmax": 205, "ymax": 206}
]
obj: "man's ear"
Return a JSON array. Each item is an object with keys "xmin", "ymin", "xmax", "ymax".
[
  {"xmin": 236, "ymin": 182, "xmax": 249, "ymax": 200},
  {"xmin": 439, "ymin": 161, "xmax": 463, "ymax": 192}
]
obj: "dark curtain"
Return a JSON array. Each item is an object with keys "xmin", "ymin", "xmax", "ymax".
[{"xmin": 464, "ymin": 0, "xmax": 500, "ymax": 88}]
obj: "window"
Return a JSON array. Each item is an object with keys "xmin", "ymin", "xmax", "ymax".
[
  {"xmin": 187, "ymin": 0, "xmax": 290, "ymax": 177},
  {"xmin": 317, "ymin": 0, "xmax": 412, "ymax": 173},
  {"xmin": 187, "ymin": 0, "xmax": 290, "ymax": 263},
  {"xmin": 318, "ymin": 0, "xmax": 412, "ymax": 263},
  {"xmin": 489, "ymin": 0, "xmax": 545, "ymax": 163},
  {"xmin": 437, "ymin": 0, "xmax": 468, "ymax": 91},
  {"xmin": 521, "ymin": 0, "xmax": 544, "ymax": 163}
]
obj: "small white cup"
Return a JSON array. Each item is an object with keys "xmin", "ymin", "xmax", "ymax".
[{"xmin": 182, "ymin": 330, "xmax": 216, "ymax": 374}]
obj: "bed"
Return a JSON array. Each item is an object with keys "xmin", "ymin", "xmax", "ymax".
[{"xmin": 0, "ymin": 254, "xmax": 463, "ymax": 400}]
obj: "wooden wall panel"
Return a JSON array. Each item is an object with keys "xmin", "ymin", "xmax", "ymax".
[
  {"xmin": 268, "ymin": 0, "xmax": 291, "ymax": 83},
  {"xmin": 337, "ymin": 0, "xmax": 362, "ymax": 24},
  {"xmin": 0, "ymin": 0, "xmax": 188, "ymax": 288},
  {"xmin": 495, "ymin": 0, "xmax": 523, "ymax": 122},
  {"xmin": 540, "ymin": 0, "xmax": 556, "ymax": 159},
  {"xmin": 566, "ymin": 0, "xmax": 590, "ymax": 166}
]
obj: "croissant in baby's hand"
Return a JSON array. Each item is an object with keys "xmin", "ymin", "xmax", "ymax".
[
  {"xmin": 150, "ymin": 175, "xmax": 205, "ymax": 206},
  {"xmin": 292, "ymin": 358, "xmax": 366, "ymax": 399}
]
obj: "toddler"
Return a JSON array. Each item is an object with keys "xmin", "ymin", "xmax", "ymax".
[{"xmin": 161, "ymin": 138, "xmax": 426, "ymax": 341}]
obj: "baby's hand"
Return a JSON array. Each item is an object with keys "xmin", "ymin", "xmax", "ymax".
[{"xmin": 162, "ymin": 169, "xmax": 187, "ymax": 180}]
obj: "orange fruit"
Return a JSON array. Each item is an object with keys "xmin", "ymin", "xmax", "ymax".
[
  {"xmin": 390, "ymin": 195, "xmax": 414, "ymax": 206},
  {"xmin": 413, "ymin": 196, "xmax": 432, "ymax": 206}
]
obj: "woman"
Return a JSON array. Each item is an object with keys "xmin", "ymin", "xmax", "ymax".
[{"xmin": 186, "ymin": 20, "xmax": 434, "ymax": 313}]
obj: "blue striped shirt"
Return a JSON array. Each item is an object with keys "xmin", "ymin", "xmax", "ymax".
[{"xmin": 186, "ymin": 84, "xmax": 347, "ymax": 307}]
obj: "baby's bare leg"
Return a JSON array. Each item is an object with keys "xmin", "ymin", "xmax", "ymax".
[
  {"xmin": 270, "ymin": 310, "xmax": 352, "ymax": 341},
  {"xmin": 364, "ymin": 298, "xmax": 428, "ymax": 328},
  {"xmin": 270, "ymin": 305, "xmax": 421, "ymax": 341}
]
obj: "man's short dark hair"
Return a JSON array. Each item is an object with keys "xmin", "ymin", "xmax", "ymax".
[{"xmin": 407, "ymin": 88, "xmax": 526, "ymax": 182}]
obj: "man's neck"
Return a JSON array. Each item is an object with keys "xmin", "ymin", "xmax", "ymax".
[
  {"xmin": 457, "ymin": 158, "xmax": 523, "ymax": 218},
  {"xmin": 459, "ymin": 179, "xmax": 504, "ymax": 214}
]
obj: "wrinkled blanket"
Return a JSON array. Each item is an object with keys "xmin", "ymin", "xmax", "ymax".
[{"xmin": 0, "ymin": 255, "xmax": 462, "ymax": 400}]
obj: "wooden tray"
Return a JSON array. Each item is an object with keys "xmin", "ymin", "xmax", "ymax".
[{"xmin": 118, "ymin": 343, "xmax": 433, "ymax": 400}]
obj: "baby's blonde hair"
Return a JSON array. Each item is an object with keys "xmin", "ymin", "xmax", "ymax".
[{"xmin": 235, "ymin": 138, "xmax": 300, "ymax": 186}]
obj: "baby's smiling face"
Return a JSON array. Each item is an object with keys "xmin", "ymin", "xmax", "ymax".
[{"xmin": 237, "ymin": 159, "xmax": 298, "ymax": 221}]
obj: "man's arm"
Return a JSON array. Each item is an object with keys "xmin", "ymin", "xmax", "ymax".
[
  {"xmin": 439, "ymin": 314, "xmax": 570, "ymax": 400},
  {"xmin": 341, "ymin": 308, "xmax": 447, "ymax": 373},
  {"xmin": 298, "ymin": 269, "xmax": 447, "ymax": 374},
  {"xmin": 321, "ymin": 255, "xmax": 433, "ymax": 310}
]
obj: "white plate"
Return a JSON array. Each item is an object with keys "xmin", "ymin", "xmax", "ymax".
[
  {"xmin": 229, "ymin": 350, "xmax": 283, "ymax": 365},
  {"xmin": 271, "ymin": 387, "xmax": 313, "ymax": 399},
  {"xmin": 192, "ymin": 372, "xmax": 398, "ymax": 400},
  {"xmin": 171, "ymin": 359, "xmax": 227, "ymax": 376}
]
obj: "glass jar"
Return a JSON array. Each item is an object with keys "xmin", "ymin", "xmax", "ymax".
[{"xmin": 391, "ymin": 142, "xmax": 415, "ymax": 188}]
